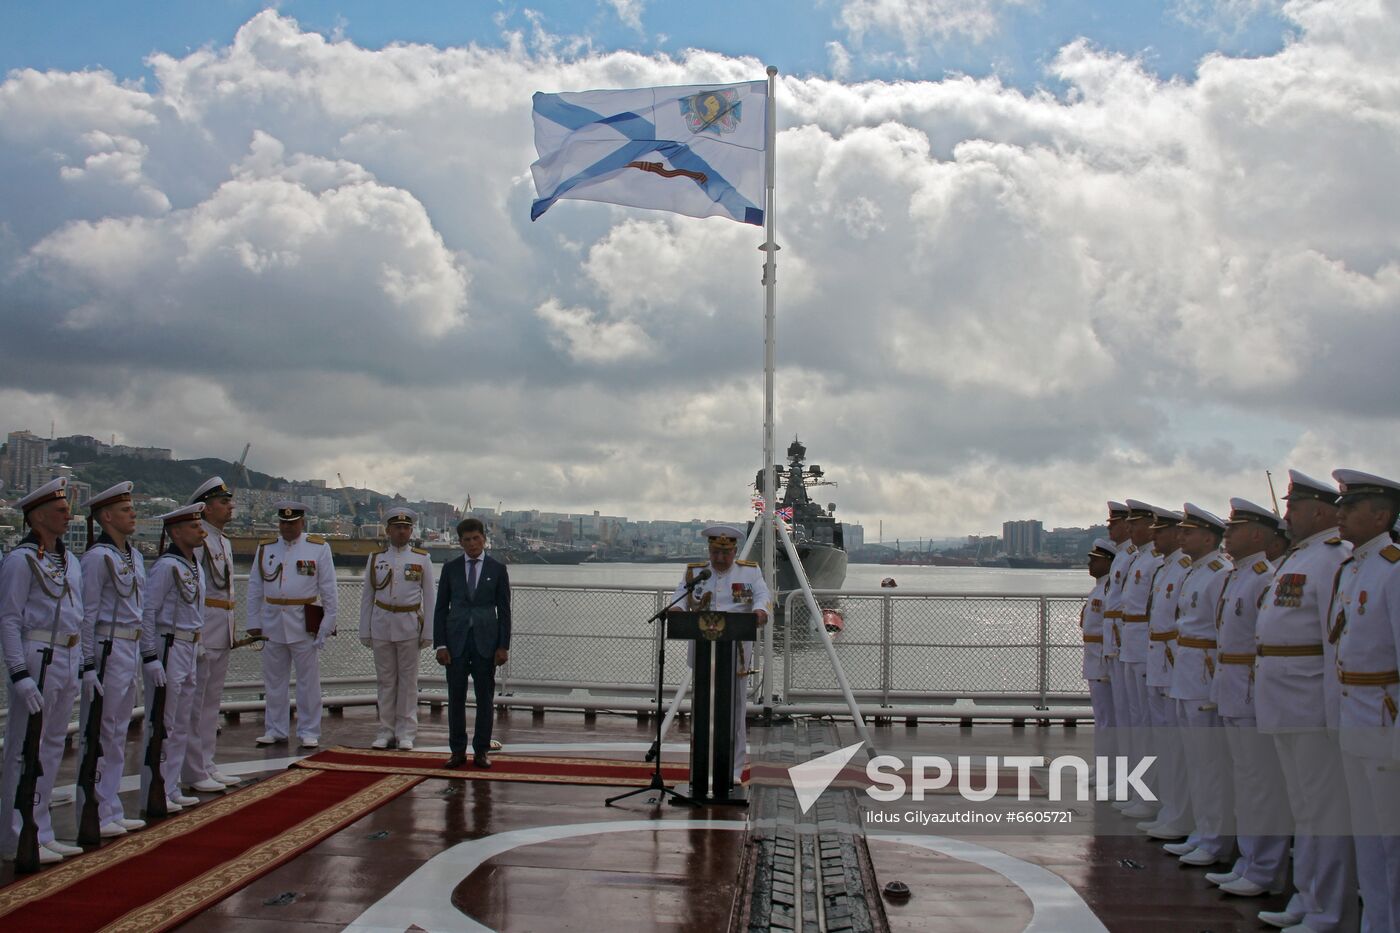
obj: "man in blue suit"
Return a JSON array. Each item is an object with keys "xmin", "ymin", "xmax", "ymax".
[{"xmin": 433, "ymin": 518, "xmax": 511, "ymax": 768}]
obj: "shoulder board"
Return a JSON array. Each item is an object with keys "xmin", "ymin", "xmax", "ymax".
[
  {"xmin": 1208, "ymin": 558, "xmax": 1225, "ymax": 571},
  {"xmin": 411, "ymin": 547, "xmax": 429, "ymax": 556},
  {"xmin": 1252, "ymin": 560, "xmax": 1270, "ymax": 574},
  {"xmin": 1126, "ymin": 543, "xmax": 1138, "ymax": 553},
  {"xmin": 736, "ymin": 559, "xmax": 758, "ymax": 567},
  {"xmin": 258, "ymin": 537, "xmax": 277, "ymax": 547},
  {"xmin": 1179, "ymin": 556, "xmax": 1191, "ymax": 567},
  {"xmin": 686, "ymin": 561, "xmax": 708, "ymax": 569},
  {"xmin": 13, "ymin": 542, "xmax": 38, "ymax": 553},
  {"xmin": 306, "ymin": 535, "xmax": 326, "ymax": 545},
  {"xmin": 1381, "ymin": 544, "xmax": 1400, "ymax": 564},
  {"xmin": 1324, "ymin": 536, "xmax": 1342, "ymax": 545}
]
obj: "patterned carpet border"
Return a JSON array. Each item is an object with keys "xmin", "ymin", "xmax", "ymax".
[{"xmin": 294, "ymin": 746, "xmax": 700, "ymax": 786}]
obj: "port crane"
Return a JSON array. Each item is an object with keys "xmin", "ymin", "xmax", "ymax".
[{"xmin": 336, "ymin": 472, "xmax": 363, "ymax": 537}]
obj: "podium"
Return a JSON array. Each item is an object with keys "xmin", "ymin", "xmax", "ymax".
[{"xmin": 668, "ymin": 611, "xmax": 758, "ymax": 805}]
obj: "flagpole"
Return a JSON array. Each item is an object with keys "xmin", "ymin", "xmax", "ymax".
[{"xmin": 760, "ymin": 65, "xmax": 779, "ymax": 716}]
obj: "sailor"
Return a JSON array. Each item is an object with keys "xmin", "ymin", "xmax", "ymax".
[
  {"xmin": 1115, "ymin": 499, "xmax": 1165, "ymax": 819},
  {"xmin": 1081, "ymin": 537, "xmax": 1116, "ymax": 774},
  {"xmin": 1100, "ymin": 501, "xmax": 1133, "ymax": 800},
  {"xmin": 1206, "ymin": 498, "xmax": 1291, "ymax": 898},
  {"xmin": 77, "ymin": 482, "xmax": 148, "ymax": 838},
  {"xmin": 0, "ymin": 478, "xmax": 84, "ymax": 865},
  {"xmin": 181, "ymin": 477, "xmax": 243, "ymax": 793},
  {"xmin": 360, "ymin": 507, "xmax": 435, "ymax": 751},
  {"xmin": 1254, "ymin": 469, "xmax": 1356, "ymax": 933},
  {"xmin": 1331, "ymin": 469, "xmax": 1400, "ymax": 931},
  {"xmin": 247, "ymin": 501, "xmax": 338, "ymax": 748},
  {"xmin": 1164, "ymin": 502, "xmax": 1235, "ymax": 868},
  {"xmin": 1139, "ymin": 508, "xmax": 1197, "ymax": 841},
  {"xmin": 139, "ymin": 503, "xmax": 207, "ymax": 813},
  {"xmin": 670, "ymin": 524, "xmax": 771, "ymax": 783}
]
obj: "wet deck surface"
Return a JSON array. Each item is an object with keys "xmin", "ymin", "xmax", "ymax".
[{"xmin": 5, "ymin": 705, "xmax": 1296, "ymax": 931}]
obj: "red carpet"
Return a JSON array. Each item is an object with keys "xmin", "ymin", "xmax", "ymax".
[
  {"xmin": 0, "ymin": 767, "xmax": 419, "ymax": 932},
  {"xmin": 295, "ymin": 745, "xmax": 734, "ymax": 786}
]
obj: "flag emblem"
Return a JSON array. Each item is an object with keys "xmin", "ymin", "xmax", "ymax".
[{"xmin": 681, "ymin": 88, "xmax": 741, "ymax": 136}]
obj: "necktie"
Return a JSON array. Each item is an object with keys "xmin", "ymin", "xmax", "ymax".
[{"xmin": 468, "ymin": 558, "xmax": 479, "ymax": 597}]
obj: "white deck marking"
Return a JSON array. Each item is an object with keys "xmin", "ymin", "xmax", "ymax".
[{"xmin": 871, "ymin": 835, "xmax": 1108, "ymax": 933}]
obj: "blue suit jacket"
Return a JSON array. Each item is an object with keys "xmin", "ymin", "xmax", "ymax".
[{"xmin": 432, "ymin": 553, "xmax": 511, "ymax": 659}]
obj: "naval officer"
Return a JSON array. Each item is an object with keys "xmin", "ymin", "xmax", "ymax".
[
  {"xmin": 0, "ymin": 478, "xmax": 84, "ymax": 865},
  {"xmin": 670, "ymin": 524, "xmax": 771, "ymax": 784},
  {"xmin": 1331, "ymin": 469, "xmax": 1400, "ymax": 932},
  {"xmin": 1116, "ymin": 500, "xmax": 1165, "ymax": 819},
  {"xmin": 1081, "ymin": 537, "xmax": 1116, "ymax": 772},
  {"xmin": 77, "ymin": 482, "xmax": 149, "ymax": 838},
  {"xmin": 1254, "ymin": 469, "xmax": 1356, "ymax": 933},
  {"xmin": 1207, "ymin": 498, "xmax": 1291, "ymax": 898},
  {"xmin": 1101, "ymin": 501, "xmax": 1133, "ymax": 800},
  {"xmin": 182, "ymin": 477, "xmax": 243, "ymax": 792},
  {"xmin": 247, "ymin": 501, "xmax": 338, "ymax": 748},
  {"xmin": 139, "ymin": 503, "xmax": 207, "ymax": 813},
  {"xmin": 360, "ymin": 507, "xmax": 435, "ymax": 750},
  {"xmin": 1165, "ymin": 503, "xmax": 1235, "ymax": 868}
]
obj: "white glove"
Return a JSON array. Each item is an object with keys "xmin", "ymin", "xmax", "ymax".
[
  {"xmin": 360, "ymin": 636, "xmax": 373, "ymax": 648},
  {"xmin": 314, "ymin": 633, "xmax": 327, "ymax": 649},
  {"xmin": 143, "ymin": 659, "xmax": 167, "ymax": 688},
  {"xmin": 14, "ymin": 676, "xmax": 43, "ymax": 714},
  {"xmin": 83, "ymin": 669, "xmax": 104, "ymax": 700}
]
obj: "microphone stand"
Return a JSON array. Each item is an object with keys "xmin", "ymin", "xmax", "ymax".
[{"xmin": 605, "ymin": 574, "xmax": 709, "ymax": 808}]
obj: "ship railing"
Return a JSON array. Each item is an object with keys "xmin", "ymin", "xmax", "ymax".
[{"xmin": 0, "ymin": 578, "xmax": 1093, "ymax": 728}]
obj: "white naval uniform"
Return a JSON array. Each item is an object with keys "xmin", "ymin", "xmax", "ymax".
[
  {"xmin": 1145, "ymin": 549, "xmax": 1194, "ymax": 835},
  {"xmin": 1255, "ymin": 527, "xmax": 1356, "ymax": 933},
  {"xmin": 1117, "ymin": 543, "xmax": 1162, "ymax": 804},
  {"xmin": 1080, "ymin": 575, "xmax": 1113, "ymax": 768},
  {"xmin": 139, "ymin": 550, "xmax": 204, "ymax": 804},
  {"xmin": 78, "ymin": 537, "xmax": 146, "ymax": 827},
  {"xmin": 0, "ymin": 539, "xmax": 82, "ymax": 855},
  {"xmin": 1212, "ymin": 551, "xmax": 1290, "ymax": 894},
  {"xmin": 1333, "ymin": 533, "xmax": 1400, "ymax": 933},
  {"xmin": 247, "ymin": 534, "xmax": 338, "ymax": 743},
  {"xmin": 1169, "ymin": 550, "xmax": 1234, "ymax": 859},
  {"xmin": 182, "ymin": 521, "xmax": 237, "ymax": 785},
  {"xmin": 671, "ymin": 559, "xmax": 771, "ymax": 783},
  {"xmin": 359, "ymin": 545, "xmax": 436, "ymax": 745},
  {"xmin": 1101, "ymin": 542, "xmax": 1136, "ymax": 787}
]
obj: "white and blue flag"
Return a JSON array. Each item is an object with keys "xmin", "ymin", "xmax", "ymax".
[{"xmin": 530, "ymin": 81, "xmax": 768, "ymax": 226}]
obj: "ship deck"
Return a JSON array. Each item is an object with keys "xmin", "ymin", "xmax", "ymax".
[{"xmin": 7, "ymin": 707, "xmax": 1293, "ymax": 931}]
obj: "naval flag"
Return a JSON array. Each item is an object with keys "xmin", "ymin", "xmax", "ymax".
[{"xmin": 529, "ymin": 81, "xmax": 768, "ymax": 226}]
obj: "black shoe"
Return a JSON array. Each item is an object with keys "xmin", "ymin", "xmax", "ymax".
[
  {"xmin": 473, "ymin": 752, "xmax": 492, "ymax": 769},
  {"xmin": 444, "ymin": 754, "xmax": 468, "ymax": 769}
]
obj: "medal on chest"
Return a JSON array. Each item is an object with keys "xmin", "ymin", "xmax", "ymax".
[
  {"xmin": 732, "ymin": 582, "xmax": 753, "ymax": 604},
  {"xmin": 1358, "ymin": 591, "xmax": 1368, "ymax": 615},
  {"xmin": 404, "ymin": 562, "xmax": 423, "ymax": 582},
  {"xmin": 296, "ymin": 559, "xmax": 316, "ymax": 576}
]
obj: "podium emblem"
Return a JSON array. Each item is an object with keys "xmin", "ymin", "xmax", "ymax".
[{"xmin": 698, "ymin": 612, "xmax": 727, "ymax": 641}]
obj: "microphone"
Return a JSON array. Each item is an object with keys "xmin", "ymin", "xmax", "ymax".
[{"xmin": 685, "ymin": 568, "xmax": 712, "ymax": 590}]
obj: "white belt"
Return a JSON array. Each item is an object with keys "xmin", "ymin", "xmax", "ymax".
[
  {"xmin": 100, "ymin": 625, "xmax": 142, "ymax": 641},
  {"xmin": 26, "ymin": 631, "xmax": 79, "ymax": 648},
  {"xmin": 156, "ymin": 627, "xmax": 201, "ymax": 644}
]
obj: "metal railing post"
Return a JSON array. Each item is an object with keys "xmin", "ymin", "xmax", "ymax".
[
  {"xmin": 783, "ymin": 591, "xmax": 794, "ymax": 703},
  {"xmin": 881, "ymin": 594, "xmax": 893, "ymax": 708},
  {"xmin": 1037, "ymin": 596, "xmax": 1048, "ymax": 709}
]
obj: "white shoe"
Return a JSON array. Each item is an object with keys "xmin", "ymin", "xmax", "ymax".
[
  {"xmin": 1279, "ymin": 925, "xmax": 1316, "ymax": 933},
  {"xmin": 210, "ymin": 770, "xmax": 242, "ymax": 786},
  {"xmin": 1219, "ymin": 877, "xmax": 1271, "ymax": 897},
  {"xmin": 49, "ymin": 787, "xmax": 75, "ymax": 807},
  {"xmin": 489, "ymin": 738, "xmax": 502, "ymax": 751},
  {"xmin": 298, "ymin": 737, "xmax": 319, "ymax": 749},
  {"xmin": 99, "ymin": 821, "xmax": 129, "ymax": 838},
  {"xmin": 1203, "ymin": 871, "xmax": 1239, "ymax": 886},
  {"xmin": 28, "ymin": 846, "xmax": 64, "ymax": 864},
  {"xmin": 1121, "ymin": 802, "xmax": 1157, "ymax": 819},
  {"xmin": 1146, "ymin": 823, "xmax": 1191, "ymax": 839},
  {"xmin": 190, "ymin": 779, "xmax": 227, "ymax": 793},
  {"xmin": 160, "ymin": 798, "xmax": 184, "ymax": 813},
  {"xmin": 44, "ymin": 840, "xmax": 83, "ymax": 856},
  {"xmin": 1257, "ymin": 912, "xmax": 1302, "ymax": 930},
  {"xmin": 371, "ymin": 736, "xmax": 391, "ymax": 750},
  {"xmin": 398, "ymin": 741, "xmax": 414, "ymax": 751},
  {"xmin": 119, "ymin": 818, "xmax": 147, "ymax": 831},
  {"xmin": 255, "ymin": 734, "xmax": 286, "ymax": 746},
  {"xmin": 1179, "ymin": 847, "xmax": 1224, "ymax": 866},
  {"xmin": 1162, "ymin": 841, "xmax": 1195, "ymax": 856}
]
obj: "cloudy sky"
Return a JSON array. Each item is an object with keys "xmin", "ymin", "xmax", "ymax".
[{"xmin": 1, "ymin": 1, "xmax": 1397, "ymax": 538}]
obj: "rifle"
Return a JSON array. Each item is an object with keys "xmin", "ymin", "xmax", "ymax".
[
  {"xmin": 12, "ymin": 646, "xmax": 52, "ymax": 874},
  {"xmin": 143, "ymin": 632, "xmax": 175, "ymax": 820},
  {"xmin": 15, "ymin": 566, "xmax": 66, "ymax": 874},
  {"xmin": 76, "ymin": 628, "xmax": 115, "ymax": 846}
]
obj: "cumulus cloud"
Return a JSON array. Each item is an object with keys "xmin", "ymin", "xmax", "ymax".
[
  {"xmin": 2, "ymin": 5, "xmax": 1398, "ymax": 536},
  {"xmin": 839, "ymin": 0, "xmax": 1035, "ymax": 49}
]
